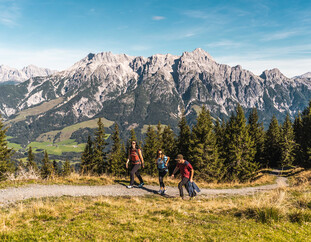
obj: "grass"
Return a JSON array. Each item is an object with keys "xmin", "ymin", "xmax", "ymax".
[
  {"xmin": 36, "ymin": 117, "xmax": 113, "ymax": 143},
  {"xmin": 27, "ymin": 139, "xmax": 86, "ymax": 155},
  {"xmin": 5, "ymin": 98, "xmax": 64, "ymax": 124},
  {"xmin": 0, "ymin": 186, "xmax": 310, "ymax": 240},
  {"xmin": 0, "ymin": 172, "xmax": 275, "ymax": 189}
]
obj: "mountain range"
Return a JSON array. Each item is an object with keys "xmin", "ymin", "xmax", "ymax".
[
  {"xmin": 0, "ymin": 48, "xmax": 311, "ymax": 150},
  {"xmin": 0, "ymin": 65, "xmax": 56, "ymax": 85}
]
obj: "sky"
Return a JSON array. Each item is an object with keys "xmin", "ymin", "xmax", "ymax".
[{"xmin": 0, "ymin": 0, "xmax": 310, "ymax": 77}]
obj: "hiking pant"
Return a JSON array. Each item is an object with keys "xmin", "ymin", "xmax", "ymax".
[
  {"xmin": 130, "ymin": 164, "xmax": 143, "ymax": 186},
  {"xmin": 158, "ymin": 170, "xmax": 168, "ymax": 188},
  {"xmin": 178, "ymin": 177, "xmax": 190, "ymax": 197}
]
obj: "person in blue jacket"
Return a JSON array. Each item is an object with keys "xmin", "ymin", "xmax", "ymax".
[{"xmin": 155, "ymin": 149, "xmax": 170, "ymax": 194}]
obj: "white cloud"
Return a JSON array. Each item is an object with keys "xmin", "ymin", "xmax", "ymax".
[
  {"xmin": 152, "ymin": 16, "xmax": 165, "ymax": 21},
  {"xmin": 216, "ymin": 55, "xmax": 311, "ymax": 78},
  {"xmin": 0, "ymin": 0, "xmax": 20, "ymax": 27},
  {"xmin": 0, "ymin": 48, "xmax": 89, "ymax": 70},
  {"xmin": 261, "ymin": 31, "xmax": 298, "ymax": 41},
  {"xmin": 206, "ymin": 40, "xmax": 241, "ymax": 48}
]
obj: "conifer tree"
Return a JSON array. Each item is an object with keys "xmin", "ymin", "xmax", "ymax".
[
  {"xmin": 52, "ymin": 160, "xmax": 60, "ymax": 176},
  {"xmin": 0, "ymin": 114, "xmax": 14, "ymax": 180},
  {"xmin": 177, "ymin": 110, "xmax": 191, "ymax": 160},
  {"xmin": 189, "ymin": 106, "xmax": 224, "ymax": 181},
  {"xmin": 81, "ymin": 136, "xmax": 94, "ymax": 174},
  {"xmin": 26, "ymin": 146, "xmax": 38, "ymax": 171},
  {"xmin": 143, "ymin": 125, "xmax": 158, "ymax": 175},
  {"xmin": 156, "ymin": 121, "xmax": 163, "ymax": 150},
  {"xmin": 247, "ymin": 108, "xmax": 265, "ymax": 167},
  {"xmin": 93, "ymin": 118, "xmax": 108, "ymax": 175},
  {"xmin": 62, "ymin": 159, "xmax": 71, "ymax": 177},
  {"xmin": 40, "ymin": 150, "xmax": 53, "ymax": 179},
  {"xmin": 293, "ymin": 112, "xmax": 304, "ymax": 165},
  {"xmin": 161, "ymin": 125, "xmax": 177, "ymax": 171},
  {"xmin": 109, "ymin": 123, "xmax": 125, "ymax": 176},
  {"xmin": 223, "ymin": 105, "xmax": 258, "ymax": 182},
  {"xmin": 265, "ymin": 115, "xmax": 281, "ymax": 168},
  {"xmin": 126, "ymin": 129, "xmax": 138, "ymax": 152},
  {"xmin": 279, "ymin": 113, "xmax": 297, "ymax": 168},
  {"xmin": 298, "ymin": 102, "xmax": 311, "ymax": 168}
]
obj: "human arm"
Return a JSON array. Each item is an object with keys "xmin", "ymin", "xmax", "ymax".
[
  {"xmin": 190, "ymin": 168, "xmax": 194, "ymax": 182},
  {"xmin": 165, "ymin": 156, "xmax": 170, "ymax": 166},
  {"xmin": 138, "ymin": 149, "xmax": 144, "ymax": 168},
  {"xmin": 126, "ymin": 150, "xmax": 130, "ymax": 169},
  {"xmin": 171, "ymin": 166, "xmax": 179, "ymax": 178}
]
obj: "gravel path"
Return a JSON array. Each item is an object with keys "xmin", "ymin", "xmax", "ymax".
[{"xmin": 0, "ymin": 176, "xmax": 288, "ymax": 206}]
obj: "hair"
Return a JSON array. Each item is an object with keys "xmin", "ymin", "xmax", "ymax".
[
  {"xmin": 130, "ymin": 140, "xmax": 139, "ymax": 150},
  {"xmin": 156, "ymin": 149, "xmax": 164, "ymax": 159}
]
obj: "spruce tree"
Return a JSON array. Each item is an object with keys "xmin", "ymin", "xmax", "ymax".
[
  {"xmin": 223, "ymin": 105, "xmax": 258, "ymax": 182},
  {"xmin": 81, "ymin": 136, "xmax": 94, "ymax": 174},
  {"xmin": 279, "ymin": 113, "xmax": 296, "ymax": 168},
  {"xmin": 177, "ymin": 110, "xmax": 191, "ymax": 160},
  {"xmin": 143, "ymin": 125, "xmax": 158, "ymax": 175},
  {"xmin": 265, "ymin": 115, "xmax": 281, "ymax": 168},
  {"xmin": 52, "ymin": 160, "xmax": 59, "ymax": 176},
  {"xmin": 63, "ymin": 159, "xmax": 71, "ymax": 177},
  {"xmin": 189, "ymin": 106, "xmax": 224, "ymax": 181},
  {"xmin": 26, "ymin": 146, "xmax": 38, "ymax": 171},
  {"xmin": 293, "ymin": 112, "xmax": 304, "ymax": 166},
  {"xmin": 161, "ymin": 125, "xmax": 177, "ymax": 172},
  {"xmin": 93, "ymin": 118, "xmax": 108, "ymax": 175},
  {"xmin": 247, "ymin": 108, "xmax": 265, "ymax": 167},
  {"xmin": 40, "ymin": 150, "xmax": 53, "ymax": 179},
  {"xmin": 156, "ymin": 121, "xmax": 163, "ymax": 151},
  {"xmin": 0, "ymin": 114, "xmax": 14, "ymax": 180},
  {"xmin": 109, "ymin": 123, "xmax": 125, "ymax": 176}
]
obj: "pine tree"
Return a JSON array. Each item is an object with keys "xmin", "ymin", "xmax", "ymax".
[
  {"xmin": 63, "ymin": 159, "xmax": 71, "ymax": 177},
  {"xmin": 156, "ymin": 121, "xmax": 163, "ymax": 151},
  {"xmin": 223, "ymin": 105, "xmax": 258, "ymax": 182},
  {"xmin": 0, "ymin": 114, "xmax": 14, "ymax": 180},
  {"xmin": 161, "ymin": 125, "xmax": 177, "ymax": 172},
  {"xmin": 177, "ymin": 110, "xmax": 191, "ymax": 160},
  {"xmin": 93, "ymin": 118, "xmax": 108, "ymax": 175},
  {"xmin": 81, "ymin": 136, "xmax": 94, "ymax": 174},
  {"xmin": 52, "ymin": 160, "xmax": 59, "ymax": 176},
  {"xmin": 109, "ymin": 123, "xmax": 126, "ymax": 176},
  {"xmin": 26, "ymin": 146, "xmax": 38, "ymax": 171},
  {"xmin": 293, "ymin": 112, "xmax": 304, "ymax": 166},
  {"xmin": 265, "ymin": 115, "xmax": 281, "ymax": 168},
  {"xmin": 40, "ymin": 150, "xmax": 53, "ymax": 179},
  {"xmin": 247, "ymin": 108, "xmax": 265, "ymax": 167},
  {"xmin": 143, "ymin": 125, "xmax": 158, "ymax": 175},
  {"xmin": 126, "ymin": 128, "xmax": 138, "ymax": 151},
  {"xmin": 279, "ymin": 113, "xmax": 297, "ymax": 168},
  {"xmin": 189, "ymin": 106, "xmax": 224, "ymax": 181}
]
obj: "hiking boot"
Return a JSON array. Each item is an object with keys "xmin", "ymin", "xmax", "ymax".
[
  {"xmin": 158, "ymin": 189, "xmax": 162, "ymax": 194},
  {"xmin": 162, "ymin": 189, "xmax": 167, "ymax": 194},
  {"xmin": 126, "ymin": 185, "xmax": 133, "ymax": 189},
  {"xmin": 138, "ymin": 182, "xmax": 144, "ymax": 188}
]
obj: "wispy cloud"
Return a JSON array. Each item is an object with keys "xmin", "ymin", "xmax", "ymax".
[
  {"xmin": 206, "ymin": 40, "xmax": 242, "ymax": 48},
  {"xmin": 261, "ymin": 31, "xmax": 298, "ymax": 41},
  {"xmin": 0, "ymin": 0, "xmax": 20, "ymax": 27},
  {"xmin": 131, "ymin": 45, "xmax": 151, "ymax": 51},
  {"xmin": 152, "ymin": 16, "xmax": 165, "ymax": 21}
]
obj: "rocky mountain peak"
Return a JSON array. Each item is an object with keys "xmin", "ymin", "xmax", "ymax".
[{"xmin": 260, "ymin": 68, "xmax": 288, "ymax": 81}]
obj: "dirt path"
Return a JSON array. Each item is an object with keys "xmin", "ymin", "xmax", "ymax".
[{"xmin": 0, "ymin": 176, "xmax": 288, "ymax": 206}]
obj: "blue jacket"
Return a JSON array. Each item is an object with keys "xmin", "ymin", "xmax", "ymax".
[{"xmin": 187, "ymin": 181, "xmax": 200, "ymax": 197}]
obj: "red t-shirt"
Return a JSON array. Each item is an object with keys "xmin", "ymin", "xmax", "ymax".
[{"xmin": 177, "ymin": 161, "xmax": 193, "ymax": 179}]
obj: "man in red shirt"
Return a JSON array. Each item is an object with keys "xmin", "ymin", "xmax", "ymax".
[{"xmin": 171, "ymin": 154, "xmax": 194, "ymax": 199}]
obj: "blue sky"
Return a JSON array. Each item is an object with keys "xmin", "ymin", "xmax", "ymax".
[{"xmin": 0, "ymin": 0, "xmax": 310, "ymax": 77}]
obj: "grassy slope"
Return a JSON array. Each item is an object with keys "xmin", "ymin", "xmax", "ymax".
[
  {"xmin": 5, "ymin": 98, "xmax": 64, "ymax": 124},
  {"xmin": 0, "ymin": 186, "xmax": 310, "ymax": 241},
  {"xmin": 36, "ymin": 117, "xmax": 114, "ymax": 143}
]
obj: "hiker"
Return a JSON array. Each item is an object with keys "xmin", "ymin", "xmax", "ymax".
[
  {"xmin": 171, "ymin": 154, "xmax": 194, "ymax": 199},
  {"xmin": 155, "ymin": 149, "xmax": 170, "ymax": 194},
  {"xmin": 126, "ymin": 140, "xmax": 144, "ymax": 188}
]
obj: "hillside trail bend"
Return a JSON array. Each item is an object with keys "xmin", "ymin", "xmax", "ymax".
[{"xmin": 0, "ymin": 172, "xmax": 288, "ymax": 206}]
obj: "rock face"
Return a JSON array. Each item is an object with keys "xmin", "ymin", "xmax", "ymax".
[
  {"xmin": 0, "ymin": 65, "xmax": 55, "ymax": 84},
  {"xmin": 0, "ymin": 48, "xmax": 311, "ymax": 145}
]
